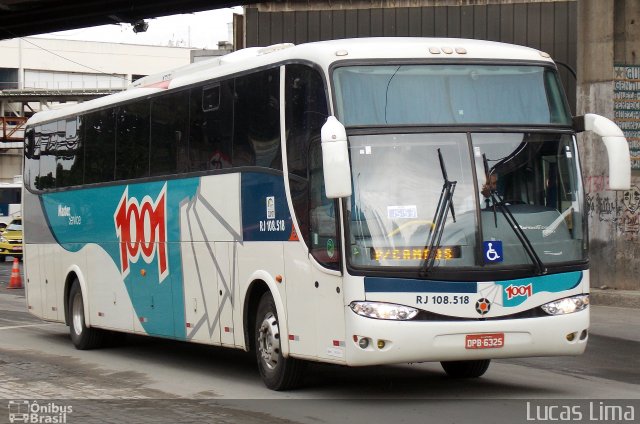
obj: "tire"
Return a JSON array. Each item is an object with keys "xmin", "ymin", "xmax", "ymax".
[
  {"xmin": 68, "ymin": 281, "xmax": 104, "ymax": 350},
  {"xmin": 255, "ymin": 292, "xmax": 305, "ymax": 390},
  {"xmin": 441, "ymin": 359, "xmax": 491, "ymax": 378}
]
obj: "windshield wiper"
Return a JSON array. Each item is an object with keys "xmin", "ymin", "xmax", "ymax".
[
  {"xmin": 482, "ymin": 154, "xmax": 547, "ymax": 276},
  {"xmin": 421, "ymin": 149, "xmax": 456, "ymax": 276}
]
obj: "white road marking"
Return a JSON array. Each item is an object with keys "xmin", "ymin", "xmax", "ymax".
[{"xmin": 0, "ymin": 323, "xmax": 59, "ymax": 330}]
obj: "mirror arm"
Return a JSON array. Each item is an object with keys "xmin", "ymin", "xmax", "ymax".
[{"xmin": 573, "ymin": 113, "xmax": 631, "ymax": 190}]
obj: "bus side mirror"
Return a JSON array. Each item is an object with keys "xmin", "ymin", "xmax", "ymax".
[
  {"xmin": 320, "ymin": 116, "xmax": 352, "ymax": 198},
  {"xmin": 573, "ymin": 113, "xmax": 631, "ymax": 190}
]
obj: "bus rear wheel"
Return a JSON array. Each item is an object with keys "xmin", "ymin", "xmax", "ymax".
[
  {"xmin": 68, "ymin": 281, "xmax": 104, "ymax": 350},
  {"xmin": 441, "ymin": 359, "xmax": 491, "ymax": 378},
  {"xmin": 255, "ymin": 292, "xmax": 305, "ymax": 390}
]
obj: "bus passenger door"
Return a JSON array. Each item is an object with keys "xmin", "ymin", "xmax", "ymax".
[{"xmin": 307, "ymin": 141, "xmax": 346, "ymax": 362}]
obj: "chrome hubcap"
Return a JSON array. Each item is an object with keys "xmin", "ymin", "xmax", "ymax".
[
  {"xmin": 72, "ymin": 293, "xmax": 83, "ymax": 336},
  {"xmin": 257, "ymin": 312, "xmax": 280, "ymax": 370}
]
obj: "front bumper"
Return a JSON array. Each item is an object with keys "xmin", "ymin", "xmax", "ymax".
[
  {"xmin": 0, "ymin": 243, "xmax": 23, "ymax": 256},
  {"xmin": 344, "ymin": 307, "xmax": 589, "ymax": 366}
]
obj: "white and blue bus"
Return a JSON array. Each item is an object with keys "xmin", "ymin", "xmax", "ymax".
[{"xmin": 23, "ymin": 38, "xmax": 631, "ymax": 390}]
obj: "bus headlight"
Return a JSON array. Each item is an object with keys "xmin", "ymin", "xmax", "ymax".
[
  {"xmin": 541, "ymin": 295, "xmax": 589, "ymax": 315},
  {"xmin": 350, "ymin": 301, "xmax": 418, "ymax": 320}
]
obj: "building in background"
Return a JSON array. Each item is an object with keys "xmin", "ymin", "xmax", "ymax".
[
  {"xmin": 0, "ymin": 37, "xmax": 196, "ymax": 182},
  {"xmin": 242, "ymin": 0, "xmax": 639, "ymax": 290}
]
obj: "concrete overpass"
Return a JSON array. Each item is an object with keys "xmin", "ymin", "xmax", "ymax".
[{"xmin": 0, "ymin": 0, "xmax": 259, "ymax": 39}]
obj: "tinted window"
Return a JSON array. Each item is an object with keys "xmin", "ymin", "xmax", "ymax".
[
  {"xmin": 116, "ymin": 101, "xmax": 150, "ymax": 180},
  {"xmin": 84, "ymin": 108, "xmax": 116, "ymax": 184},
  {"xmin": 189, "ymin": 80, "xmax": 234, "ymax": 171},
  {"xmin": 24, "ymin": 127, "xmax": 40, "ymax": 190},
  {"xmin": 57, "ymin": 117, "xmax": 84, "ymax": 187},
  {"xmin": 151, "ymin": 90, "xmax": 189, "ymax": 176},
  {"xmin": 202, "ymin": 84, "xmax": 220, "ymax": 112},
  {"xmin": 234, "ymin": 68, "xmax": 281, "ymax": 169},
  {"xmin": 36, "ymin": 122, "xmax": 58, "ymax": 190}
]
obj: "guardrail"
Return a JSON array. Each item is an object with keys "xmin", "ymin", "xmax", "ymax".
[{"xmin": 1, "ymin": 117, "xmax": 27, "ymax": 142}]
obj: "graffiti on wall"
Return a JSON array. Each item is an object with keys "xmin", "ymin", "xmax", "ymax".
[
  {"xmin": 584, "ymin": 176, "xmax": 640, "ymax": 242},
  {"xmin": 618, "ymin": 184, "xmax": 640, "ymax": 241}
]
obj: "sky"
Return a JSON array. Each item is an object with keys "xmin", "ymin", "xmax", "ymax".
[{"xmin": 32, "ymin": 7, "xmax": 244, "ymax": 49}]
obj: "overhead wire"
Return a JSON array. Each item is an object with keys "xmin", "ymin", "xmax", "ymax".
[{"xmin": 0, "ymin": 26, "xmax": 128, "ymax": 81}]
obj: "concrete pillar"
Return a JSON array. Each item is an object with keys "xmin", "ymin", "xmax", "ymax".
[{"xmin": 578, "ymin": 0, "xmax": 640, "ymax": 290}]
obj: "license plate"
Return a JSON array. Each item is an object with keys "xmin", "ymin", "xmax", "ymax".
[
  {"xmin": 465, "ymin": 333, "xmax": 504, "ymax": 349},
  {"xmin": 12, "ymin": 246, "xmax": 22, "ymax": 251}
]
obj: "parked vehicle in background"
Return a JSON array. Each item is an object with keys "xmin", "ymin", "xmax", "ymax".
[
  {"xmin": 0, "ymin": 217, "xmax": 22, "ymax": 261},
  {"xmin": 0, "ymin": 175, "xmax": 22, "ymax": 231}
]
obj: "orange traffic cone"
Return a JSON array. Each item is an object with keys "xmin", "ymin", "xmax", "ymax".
[{"xmin": 7, "ymin": 257, "xmax": 23, "ymax": 289}]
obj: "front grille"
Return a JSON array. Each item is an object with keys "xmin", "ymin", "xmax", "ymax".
[
  {"xmin": 8, "ymin": 240, "xmax": 22, "ymax": 244},
  {"xmin": 413, "ymin": 307, "xmax": 548, "ymax": 321}
]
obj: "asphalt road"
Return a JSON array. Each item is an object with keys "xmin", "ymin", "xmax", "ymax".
[{"xmin": 0, "ymin": 260, "xmax": 638, "ymax": 424}]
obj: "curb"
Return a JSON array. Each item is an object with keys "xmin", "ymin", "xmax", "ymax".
[{"xmin": 590, "ymin": 289, "xmax": 640, "ymax": 309}]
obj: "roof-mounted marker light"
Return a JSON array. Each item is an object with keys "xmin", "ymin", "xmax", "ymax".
[
  {"xmin": 442, "ymin": 47, "xmax": 454, "ymax": 54},
  {"xmin": 335, "ymin": 50, "xmax": 349, "ymax": 56},
  {"xmin": 258, "ymin": 43, "xmax": 295, "ymax": 55},
  {"xmin": 429, "ymin": 47, "xmax": 441, "ymax": 54},
  {"xmin": 455, "ymin": 47, "xmax": 467, "ymax": 54},
  {"xmin": 539, "ymin": 51, "xmax": 551, "ymax": 58}
]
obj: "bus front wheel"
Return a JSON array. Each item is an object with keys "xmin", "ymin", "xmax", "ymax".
[
  {"xmin": 68, "ymin": 281, "xmax": 104, "ymax": 350},
  {"xmin": 255, "ymin": 292, "xmax": 305, "ymax": 390},
  {"xmin": 441, "ymin": 359, "xmax": 491, "ymax": 378}
]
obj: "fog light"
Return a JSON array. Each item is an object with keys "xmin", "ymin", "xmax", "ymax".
[
  {"xmin": 580, "ymin": 329, "xmax": 588, "ymax": 340},
  {"xmin": 566, "ymin": 332, "xmax": 576, "ymax": 342},
  {"xmin": 358, "ymin": 337, "xmax": 370, "ymax": 349},
  {"xmin": 377, "ymin": 339, "xmax": 386, "ymax": 349}
]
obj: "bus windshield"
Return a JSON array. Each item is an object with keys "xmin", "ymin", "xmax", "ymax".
[
  {"xmin": 333, "ymin": 64, "xmax": 572, "ymax": 126},
  {"xmin": 346, "ymin": 132, "xmax": 585, "ymax": 272}
]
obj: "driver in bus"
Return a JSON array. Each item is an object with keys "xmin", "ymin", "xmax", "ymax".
[{"xmin": 481, "ymin": 173, "xmax": 499, "ymax": 208}]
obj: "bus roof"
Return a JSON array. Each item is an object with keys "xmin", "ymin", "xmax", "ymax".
[{"xmin": 26, "ymin": 37, "xmax": 555, "ymax": 126}]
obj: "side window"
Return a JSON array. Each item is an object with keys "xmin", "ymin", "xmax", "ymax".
[
  {"xmin": 84, "ymin": 108, "xmax": 116, "ymax": 184},
  {"xmin": 116, "ymin": 101, "xmax": 150, "ymax": 180},
  {"xmin": 57, "ymin": 117, "xmax": 84, "ymax": 187},
  {"xmin": 234, "ymin": 68, "xmax": 281, "ymax": 169},
  {"xmin": 151, "ymin": 90, "xmax": 189, "ymax": 176},
  {"xmin": 36, "ymin": 122, "xmax": 58, "ymax": 190},
  {"xmin": 189, "ymin": 80, "xmax": 234, "ymax": 171},
  {"xmin": 24, "ymin": 127, "xmax": 40, "ymax": 190},
  {"xmin": 285, "ymin": 64, "xmax": 337, "ymax": 268}
]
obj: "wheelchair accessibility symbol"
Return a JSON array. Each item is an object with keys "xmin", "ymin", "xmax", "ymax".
[{"xmin": 483, "ymin": 241, "xmax": 503, "ymax": 263}]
